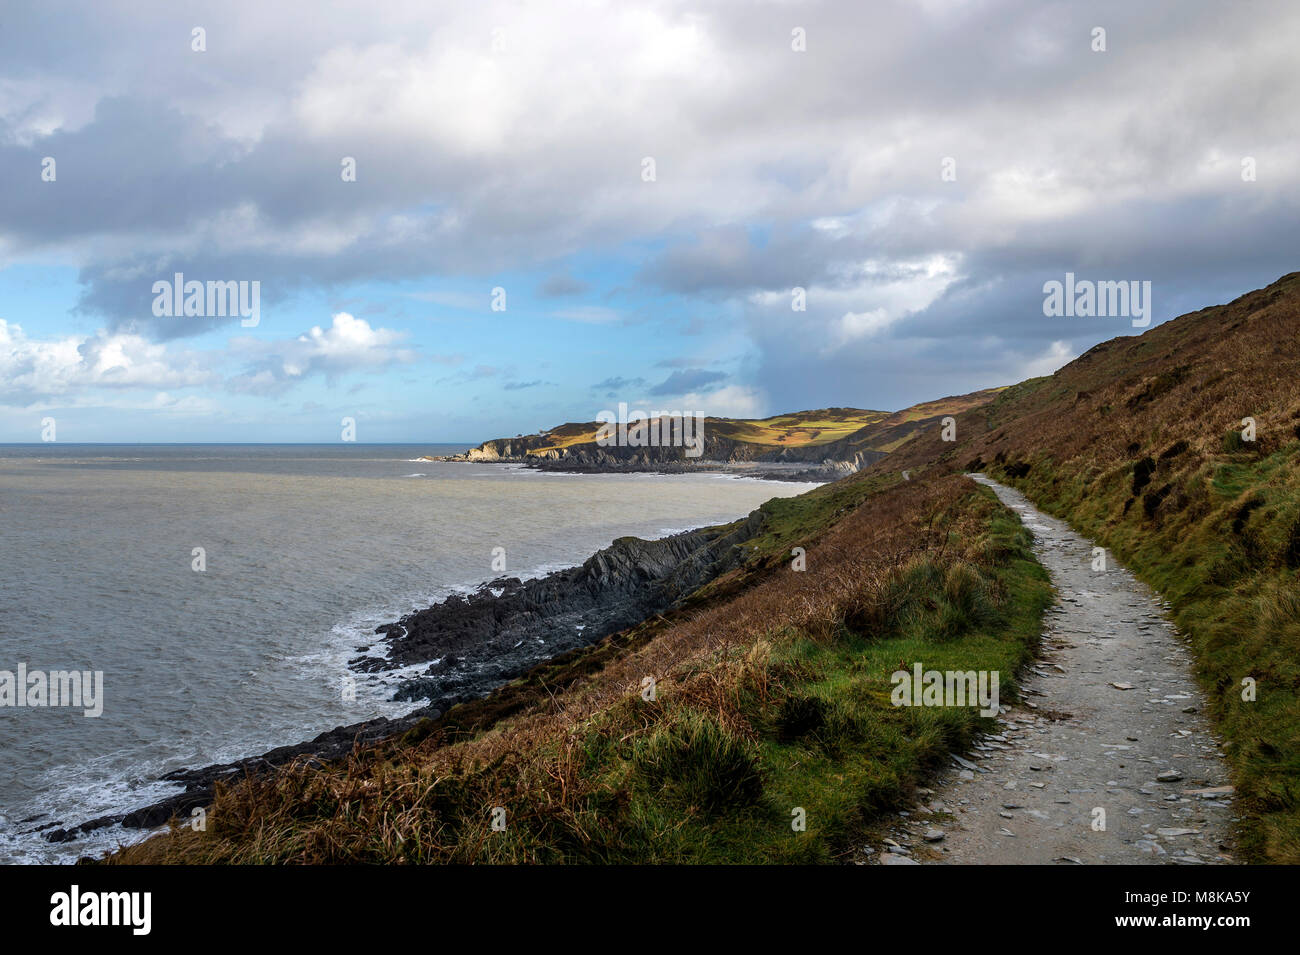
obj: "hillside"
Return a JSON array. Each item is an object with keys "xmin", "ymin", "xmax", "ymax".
[
  {"xmin": 881, "ymin": 270, "xmax": 1300, "ymax": 861},
  {"xmin": 439, "ymin": 389, "xmax": 1003, "ymax": 474},
  {"xmin": 104, "ymin": 272, "xmax": 1300, "ymax": 865}
]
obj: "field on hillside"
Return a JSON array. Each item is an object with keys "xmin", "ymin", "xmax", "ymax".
[
  {"xmin": 522, "ymin": 394, "xmax": 1000, "ymax": 456},
  {"xmin": 708, "ymin": 408, "xmax": 890, "ymax": 447},
  {"xmin": 527, "ymin": 408, "xmax": 891, "ymax": 453}
]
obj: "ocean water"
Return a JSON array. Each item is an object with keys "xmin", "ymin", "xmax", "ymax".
[{"xmin": 0, "ymin": 444, "xmax": 810, "ymax": 863}]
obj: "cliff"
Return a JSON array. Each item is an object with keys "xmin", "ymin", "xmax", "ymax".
[{"xmin": 441, "ymin": 392, "xmax": 1002, "ymax": 477}]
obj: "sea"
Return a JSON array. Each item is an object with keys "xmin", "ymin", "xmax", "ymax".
[{"xmin": 0, "ymin": 444, "xmax": 809, "ymax": 863}]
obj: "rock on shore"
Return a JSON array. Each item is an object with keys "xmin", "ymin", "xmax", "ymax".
[{"xmin": 46, "ymin": 509, "xmax": 770, "ymax": 850}]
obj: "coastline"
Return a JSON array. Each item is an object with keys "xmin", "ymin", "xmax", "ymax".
[
  {"xmin": 41, "ymin": 471, "xmax": 818, "ymax": 859},
  {"xmin": 426, "ymin": 455, "xmax": 853, "ymax": 483}
]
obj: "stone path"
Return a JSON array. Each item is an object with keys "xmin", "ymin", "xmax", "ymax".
[{"xmin": 868, "ymin": 475, "xmax": 1236, "ymax": 865}]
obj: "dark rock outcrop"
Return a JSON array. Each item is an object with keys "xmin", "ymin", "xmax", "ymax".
[
  {"xmin": 51, "ymin": 509, "xmax": 770, "ymax": 849},
  {"xmin": 437, "ymin": 427, "xmax": 888, "ymax": 480},
  {"xmin": 371, "ymin": 511, "xmax": 764, "ymax": 701}
]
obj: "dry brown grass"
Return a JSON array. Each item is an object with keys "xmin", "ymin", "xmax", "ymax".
[{"xmin": 889, "ymin": 272, "xmax": 1300, "ymax": 479}]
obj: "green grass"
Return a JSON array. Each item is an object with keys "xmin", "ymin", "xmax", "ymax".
[
  {"xmin": 528, "ymin": 408, "xmax": 892, "ymax": 453},
  {"xmin": 490, "ymin": 492, "xmax": 1050, "ymax": 864},
  {"xmin": 739, "ymin": 472, "xmax": 896, "ymax": 559}
]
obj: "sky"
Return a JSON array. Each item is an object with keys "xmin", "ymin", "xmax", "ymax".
[{"xmin": 1, "ymin": 0, "xmax": 1297, "ymax": 443}]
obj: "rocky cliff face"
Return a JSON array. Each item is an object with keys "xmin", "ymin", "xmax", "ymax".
[
  {"xmin": 442, "ymin": 394, "xmax": 1004, "ymax": 476},
  {"xmin": 447, "ymin": 430, "xmax": 891, "ymax": 474},
  {"xmin": 459, "ymin": 434, "xmax": 556, "ymax": 461},
  {"xmin": 360, "ymin": 508, "xmax": 766, "ymax": 701}
]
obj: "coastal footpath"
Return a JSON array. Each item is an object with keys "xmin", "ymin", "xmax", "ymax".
[
  {"xmin": 47, "ymin": 398, "xmax": 999, "ymax": 850},
  {"xmin": 873, "ymin": 477, "xmax": 1235, "ymax": 865}
]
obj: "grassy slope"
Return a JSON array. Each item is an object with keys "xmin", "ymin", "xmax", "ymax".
[
  {"xmin": 884, "ymin": 271, "xmax": 1300, "ymax": 862},
  {"xmin": 527, "ymin": 390, "xmax": 1001, "ymax": 455},
  {"xmin": 532, "ymin": 408, "xmax": 890, "ymax": 453},
  {"xmin": 110, "ymin": 471, "xmax": 1050, "ymax": 864}
]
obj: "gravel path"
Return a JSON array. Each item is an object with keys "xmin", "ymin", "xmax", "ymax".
[{"xmin": 870, "ymin": 475, "xmax": 1236, "ymax": 865}]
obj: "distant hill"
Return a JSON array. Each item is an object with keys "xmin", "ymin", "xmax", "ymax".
[{"xmin": 439, "ymin": 388, "xmax": 1004, "ymax": 475}]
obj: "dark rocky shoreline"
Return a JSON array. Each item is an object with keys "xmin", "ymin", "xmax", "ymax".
[
  {"xmin": 514, "ymin": 458, "xmax": 852, "ymax": 482},
  {"xmin": 42, "ymin": 506, "xmax": 774, "ymax": 856}
]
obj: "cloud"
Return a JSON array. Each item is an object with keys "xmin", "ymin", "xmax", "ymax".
[
  {"xmin": 836, "ymin": 309, "xmax": 894, "ymax": 341},
  {"xmin": 591, "ymin": 375, "xmax": 646, "ymax": 391},
  {"xmin": 538, "ymin": 273, "xmax": 590, "ymax": 297},
  {"xmin": 227, "ymin": 312, "xmax": 415, "ymax": 395},
  {"xmin": 1020, "ymin": 340, "xmax": 1078, "ymax": 379},
  {"xmin": 147, "ymin": 392, "xmax": 220, "ymax": 416},
  {"xmin": 407, "ymin": 290, "xmax": 483, "ymax": 310},
  {"xmin": 682, "ymin": 384, "xmax": 765, "ymax": 419},
  {"xmin": 650, "ymin": 368, "xmax": 727, "ymax": 396},
  {"xmin": 655, "ymin": 356, "xmax": 719, "ymax": 369},
  {"xmin": 2, "ymin": 0, "xmax": 1298, "ymax": 430},
  {"xmin": 0, "ymin": 319, "xmax": 217, "ymax": 405}
]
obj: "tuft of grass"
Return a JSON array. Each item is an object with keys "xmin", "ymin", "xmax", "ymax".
[{"xmin": 628, "ymin": 712, "xmax": 765, "ymax": 815}]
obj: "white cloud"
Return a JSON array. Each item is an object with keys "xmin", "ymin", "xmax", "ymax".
[
  {"xmin": 1020, "ymin": 340, "xmax": 1076, "ymax": 379},
  {"xmin": 0, "ymin": 319, "xmax": 217, "ymax": 405},
  {"xmin": 837, "ymin": 308, "xmax": 895, "ymax": 340},
  {"xmin": 228, "ymin": 312, "xmax": 416, "ymax": 394},
  {"xmin": 0, "ymin": 311, "xmax": 418, "ymax": 406},
  {"xmin": 292, "ymin": 7, "xmax": 721, "ymax": 156},
  {"xmin": 750, "ymin": 253, "xmax": 965, "ymax": 349},
  {"xmin": 680, "ymin": 384, "xmax": 765, "ymax": 419}
]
